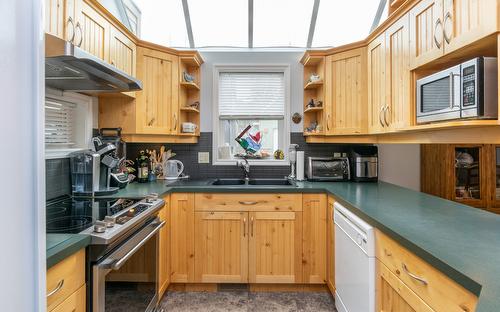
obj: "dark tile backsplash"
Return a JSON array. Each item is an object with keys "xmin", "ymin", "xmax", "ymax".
[
  {"xmin": 126, "ymin": 132, "xmax": 369, "ymax": 179},
  {"xmin": 46, "ymin": 158, "xmax": 71, "ymax": 200}
]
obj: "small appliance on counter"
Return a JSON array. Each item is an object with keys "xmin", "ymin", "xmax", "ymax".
[
  {"xmin": 164, "ymin": 159, "xmax": 185, "ymax": 180},
  {"xmin": 350, "ymin": 146, "xmax": 378, "ymax": 182},
  {"xmin": 416, "ymin": 57, "xmax": 498, "ymax": 123},
  {"xmin": 70, "ymin": 140, "xmax": 120, "ymax": 196},
  {"xmin": 95, "ymin": 128, "xmax": 126, "ymax": 159},
  {"xmin": 306, "ymin": 157, "xmax": 350, "ymax": 182}
]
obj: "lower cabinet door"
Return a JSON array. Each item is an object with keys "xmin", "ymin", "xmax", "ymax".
[
  {"xmin": 50, "ymin": 284, "xmax": 86, "ymax": 312},
  {"xmin": 248, "ymin": 211, "xmax": 303, "ymax": 283},
  {"xmin": 194, "ymin": 211, "xmax": 249, "ymax": 283},
  {"xmin": 376, "ymin": 260, "xmax": 435, "ymax": 312}
]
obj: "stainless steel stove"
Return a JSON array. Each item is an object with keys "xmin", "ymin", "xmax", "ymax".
[{"xmin": 46, "ymin": 194, "xmax": 165, "ymax": 312}]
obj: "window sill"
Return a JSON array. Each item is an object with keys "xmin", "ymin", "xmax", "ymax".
[
  {"xmin": 45, "ymin": 148, "xmax": 86, "ymax": 159},
  {"xmin": 213, "ymin": 159, "xmax": 290, "ymax": 166}
]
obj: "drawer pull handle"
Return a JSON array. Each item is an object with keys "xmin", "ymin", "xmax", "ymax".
[
  {"xmin": 384, "ymin": 249, "xmax": 392, "ymax": 257},
  {"xmin": 239, "ymin": 201, "xmax": 258, "ymax": 205},
  {"xmin": 402, "ymin": 263, "xmax": 428, "ymax": 286},
  {"xmin": 47, "ymin": 279, "xmax": 64, "ymax": 298}
]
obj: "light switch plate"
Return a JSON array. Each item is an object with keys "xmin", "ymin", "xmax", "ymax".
[{"xmin": 198, "ymin": 152, "xmax": 210, "ymax": 164}]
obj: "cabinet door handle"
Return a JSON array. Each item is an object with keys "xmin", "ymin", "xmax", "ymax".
[
  {"xmin": 250, "ymin": 217, "xmax": 254, "ymax": 237},
  {"xmin": 402, "ymin": 263, "xmax": 428, "ymax": 286},
  {"xmin": 383, "ymin": 105, "xmax": 390, "ymax": 127},
  {"xmin": 173, "ymin": 114, "xmax": 177, "ymax": 131},
  {"xmin": 239, "ymin": 201, "xmax": 258, "ymax": 205},
  {"xmin": 47, "ymin": 279, "xmax": 64, "ymax": 298},
  {"xmin": 75, "ymin": 22, "xmax": 83, "ymax": 47},
  {"xmin": 434, "ymin": 18, "xmax": 443, "ymax": 49},
  {"xmin": 243, "ymin": 218, "xmax": 247, "ymax": 237},
  {"xmin": 379, "ymin": 106, "xmax": 385, "ymax": 127},
  {"xmin": 148, "ymin": 117, "xmax": 155, "ymax": 126},
  {"xmin": 326, "ymin": 114, "xmax": 331, "ymax": 131},
  {"xmin": 66, "ymin": 16, "xmax": 75, "ymax": 43},
  {"xmin": 443, "ymin": 11, "xmax": 452, "ymax": 44}
]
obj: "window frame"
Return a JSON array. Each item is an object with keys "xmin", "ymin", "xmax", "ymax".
[
  {"xmin": 212, "ymin": 64, "xmax": 291, "ymax": 166},
  {"xmin": 45, "ymin": 89, "xmax": 94, "ymax": 159}
]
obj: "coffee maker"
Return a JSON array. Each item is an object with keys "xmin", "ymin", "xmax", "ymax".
[
  {"xmin": 70, "ymin": 140, "xmax": 120, "ymax": 196},
  {"xmin": 350, "ymin": 146, "xmax": 378, "ymax": 182}
]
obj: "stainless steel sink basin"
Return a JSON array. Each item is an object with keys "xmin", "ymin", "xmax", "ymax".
[{"xmin": 211, "ymin": 178, "xmax": 293, "ymax": 186}]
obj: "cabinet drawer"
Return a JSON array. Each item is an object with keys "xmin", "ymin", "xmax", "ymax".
[
  {"xmin": 195, "ymin": 193, "xmax": 302, "ymax": 212},
  {"xmin": 376, "ymin": 230, "xmax": 477, "ymax": 312},
  {"xmin": 50, "ymin": 284, "xmax": 86, "ymax": 312},
  {"xmin": 47, "ymin": 249, "xmax": 86, "ymax": 311}
]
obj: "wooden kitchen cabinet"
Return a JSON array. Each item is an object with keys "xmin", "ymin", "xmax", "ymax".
[
  {"xmin": 170, "ymin": 193, "xmax": 195, "ymax": 283},
  {"xmin": 421, "ymin": 144, "xmax": 489, "ymax": 209},
  {"xmin": 376, "ymin": 260, "xmax": 435, "ymax": 312},
  {"xmin": 385, "ymin": 13, "xmax": 411, "ymax": 130},
  {"xmin": 409, "ymin": 0, "xmax": 444, "ymax": 69},
  {"xmin": 368, "ymin": 33, "xmax": 387, "ymax": 134},
  {"xmin": 158, "ymin": 195, "xmax": 171, "ymax": 299},
  {"xmin": 194, "ymin": 211, "xmax": 249, "ymax": 283},
  {"xmin": 302, "ymin": 194, "xmax": 327, "ymax": 284},
  {"xmin": 248, "ymin": 211, "xmax": 303, "ymax": 284},
  {"xmin": 326, "ymin": 196, "xmax": 335, "ymax": 295},
  {"xmin": 442, "ymin": 0, "xmax": 498, "ymax": 55},
  {"xmin": 77, "ymin": 0, "xmax": 110, "ymax": 61},
  {"xmin": 50, "ymin": 285, "xmax": 86, "ymax": 312},
  {"xmin": 410, "ymin": 0, "xmax": 498, "ymax": 69},
  {"xmin": 326, "ymin": 48, "xmax": 368, "ymax": 135},
  {"xmin": 45, "ymin": 0, "xmax": 79, "ymax": 43},
  {"xmin": 108, "ymin": 26, "xmax": 136, "ymax": 77}
]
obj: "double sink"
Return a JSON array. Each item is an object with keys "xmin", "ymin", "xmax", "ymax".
[{"xmin": 211, "ymin": 178, "xmax": 294, "ymax": 186}]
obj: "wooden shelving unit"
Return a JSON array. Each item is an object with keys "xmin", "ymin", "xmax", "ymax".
[
  {"xmin": 178, "ymin": 52, "xmax": 203, "ymax": 137},
  {"xmin": 301, "ymin": 52, "xmax": 326, "ymax": 136},
  {"xmin": 304, "ymin": 80, "xmax": 323, "ymax": 90}
]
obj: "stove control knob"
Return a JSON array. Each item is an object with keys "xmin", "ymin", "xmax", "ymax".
[
  {"xmin": 146, "ymin": 193, "xmax": 159, "ymax": 203},
  {"xmin": 103, "ymin": 216, "xmax": 116, "ymax": 228},
  {"xmin": 94, "ymin": 221, "xmax": 106, "ymax": 233}
]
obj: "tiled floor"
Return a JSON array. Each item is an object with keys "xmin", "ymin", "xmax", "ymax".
[{"xmin": 160, "ymin": 291, "xmax": 337, "ymax": 312}]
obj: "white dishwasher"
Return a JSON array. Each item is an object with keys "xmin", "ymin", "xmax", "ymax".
[{"xmin": 334, "ymin": 202, "xmax": 375, "ymax": 312}]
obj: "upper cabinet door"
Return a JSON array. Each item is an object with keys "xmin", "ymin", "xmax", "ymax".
[
  {"xmin": 409, "ymin": 0, "xmax": 445, "ymax": 69},
  {"xmin": 386, "ymin": 14, "xmax": 411, "ymax": 131},
  {"xmin": 45, "ymin": 0, "xmax": 77, "ymax": 43},
  {"xmin": 108, "ymin": 26, "xmax": 136, "ymax": 77},
  {"xmin": 76, "ymin": 1, "xmax": 110, "ymax": 61},
  {"xmin": 328, "ymin": 48, "xmax": 368, "ymax": 135},
  {"xmin": 367, "ymin": 34, "xmax": 387, "ymax": 134},
  {"xmin": 442, "ymin": 0, "xmax": 498, "ymax": 54},
  {"xmin": 136, "ymin": 47, "xmax": 179, "ymax": 135}
]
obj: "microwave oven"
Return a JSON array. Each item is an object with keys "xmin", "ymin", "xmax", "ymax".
[
  {"xmin": 416, "ymin": 57, "xmax": 498, "ymax": 123},
  {"xmin": 306, "ymin": 157, "xmax": 350, "ymax": 182}
]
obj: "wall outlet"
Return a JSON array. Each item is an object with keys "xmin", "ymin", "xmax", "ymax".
[{"xmin": 198, "ymin": 152, "xmax": 210, "ymax": 164}]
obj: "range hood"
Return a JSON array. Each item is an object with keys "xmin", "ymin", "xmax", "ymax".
[{"xmin": 45, "ymin": 34, "xmax": 142, "ymax": 93}]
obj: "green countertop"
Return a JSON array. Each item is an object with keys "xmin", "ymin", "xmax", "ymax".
[
  {"xmin": 106, "ymin": 179, "xmax": 500, "ymax": 312},
  {"xmin": 46, "ymin": 234, "xmax": 91, "ymax": 269}
]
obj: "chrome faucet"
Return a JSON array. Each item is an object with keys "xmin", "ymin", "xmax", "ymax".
[{"xmin": 237, "ymin": 159, "xmax": 250, "ymax": 184}]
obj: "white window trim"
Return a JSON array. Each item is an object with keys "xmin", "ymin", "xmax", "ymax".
[
  {"xmin": 45, "ymin": 88, "xmax": 94, "ymax": 159},
  {"xmin": 212, "ymin": 64, "xmax": 291, "ymax": 166}
]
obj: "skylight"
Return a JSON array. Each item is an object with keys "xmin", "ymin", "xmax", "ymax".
[{"xmin": 134, "ymin": 0, "xmax": 388, "ymax": 49}]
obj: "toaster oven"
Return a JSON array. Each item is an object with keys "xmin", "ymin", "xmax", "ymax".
[{"xmin": 306, "ymin": 157, "xmax": 350, "ymax": 182}]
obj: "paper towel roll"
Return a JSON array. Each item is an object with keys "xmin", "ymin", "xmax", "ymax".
[{"xmin": 296, "ymin": 151, "xmax": 305, "ymax": 181}]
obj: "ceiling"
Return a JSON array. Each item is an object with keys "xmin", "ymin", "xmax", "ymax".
[{"xmin": 133, "ymin": 0, "xmax": 388, "ymax": 49}]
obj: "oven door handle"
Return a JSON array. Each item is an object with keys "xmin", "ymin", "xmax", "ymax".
[{"xmin": 98, "ymin": 220, "xmax": 165, "ymax": 271}]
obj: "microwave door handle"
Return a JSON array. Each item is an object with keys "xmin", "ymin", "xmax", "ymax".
[{"xmin": 449, "ymin": 72, "xmax": 461, "ymax": 109}]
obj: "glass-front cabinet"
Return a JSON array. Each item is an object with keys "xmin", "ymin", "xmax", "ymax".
[{"xmin": 452, "ymin": 145, "xmax": 487, "ymax": 208}]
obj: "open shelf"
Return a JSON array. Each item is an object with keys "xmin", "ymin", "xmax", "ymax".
[
  {"xmin": 180, "ymin": 81, "xmax": 200, "ymax": 90},
  {"xmin": 180, "ymin": 106, "xmax": 200, "ymax": 113},
  {"xmin": 304, "ymin": 107, "xmax": 324, "ymax": 113},
  {"xmin": 304, "ymin": 80, "xmax": 323, "ymax": 90}
]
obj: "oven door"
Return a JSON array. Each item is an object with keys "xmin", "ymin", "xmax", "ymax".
[
  {"xmin": 93, "ymin": 218, "xmax": 165, "ymax": 312},
  {"xmin": 416, "ymin": 64, "xmax": 461, "ymax": 123}
]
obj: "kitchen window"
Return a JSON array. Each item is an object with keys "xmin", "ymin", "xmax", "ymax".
[
  {"xmin": 45, "ymin": 91, "xmax": 94, "ymax": 159},
  {"xmin": 213, "ymin": 66, "xmax": 290, "ymax": 165}
]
